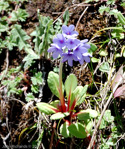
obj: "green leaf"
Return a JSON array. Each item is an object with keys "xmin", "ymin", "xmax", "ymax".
[
  {"xmin": 123, "ymin": 48, "xmax": 125, "ymax": 57},
  {"xmin": 36, "ymin": 102, "xmax": 57, "ymax": 115},
  {"xmin": 7, "ymin": 88, "xmax": 22, "ymax": 96},
  {"xmin": 0, "ymin": 1, "xmax": 9, "ymax": 12},
  {"xmin": 106, "ymin": 0, "xmax": 115, "ymax": 5},
  {"xmin": 23, "ymin": 47, "xmax": 40, "ymax": 69},
  {"xmin": 50, "ymin": 112, "xmax": 69, "ymax": 120},
  {"xmin": 77, "ymin": 109, "xmax": 98, "ymax": 120},
  {"xmin": 88, "ymin": 43, "xmax": 97, "ymax": 54},
  {"xmin": 1, "ymin": 75, "xmax": 22, "ymax": 96},
  {"xmin": 117, "ymin": 12, "xmax": 125, "ymax": 25},
  {"xmin": 103, "ymin": 110, "xmax": 114, "ymax": 123},
  {"xmin": 68, "ymin": 122, "xmax": 87, "ymax": 138},
  {"xmin": 60, "ymin": 122, "xmax": 71, "ymax": 138},
  {"xmin": 32, "ymin": 130, "xmax": 44, "ymax": 149},
  {"xmin": 63, "ymin": 10, "xmax": 69, "ymax": 25},
  {"xmin": 23, "ymin": 53, "xmax": 39, "ymax": 69},
  {"xmin": 91, "ymin": 57, "xmax": 100, "ymax": 63},
  {"xmin": 64, "ymin": 74, "xmax": 77, "ymax": 98},
  {"xmin": 31, "ymin": 72, "xmax": 42, "ymax": 85},
  {"xmin": 99, "ymin": 62, "xmax": 110, "ymax": 73},
  {"xmin": 99, "ymin": 6, "xmax": 110, "ymax": 15},
  {"xmin": 111, "ymin": 29, "xmax": 124, "ymax": 39},
  {"xmin": 8, "ymin": 66, "xmax": 21, "ymax": 74},
  {"xmin": 34, "ymin": 27, "xmax": 41, "ymax": 54},
  {"xmin": 32, "ymin": 15, "xmax": 54, "ymax": 57},
  {"xmin": 99, "ymin": 110, "xmax": 114, "ymax": 129},
  {"xmin": 120, "ymin": 2, "xmax": 125, "ymax": 7},
  {"xmin": 0, "ymin": 39, "xmax": 5, "ymax": 51},
  {"xmin": 110, "ymin": 10, "xmax": 125, "ymax": 25},
  {"xmin": 114, "ymin": 53, "xmax": 121, "ymax": 59},
  {"xmin": 54, "ymin": 19, "xmax": 62, "ymax": 34},
  {"xmin": 73, "ymin": 85, "xmax": 88, "ymax": 106},
  {"xmin": 39, "ymin": 18, "xmax": 54, "ymax": 56},
  {"xmin": 10, "ymin": 24, "xmax": 30, "ymax": 50},
  {"xmin": 109, "ymin": 9, "xmax": 119, "ymax": 16},
  {"xmin": 9, "ymin": 8, "xmax": 29, "ymax": 22},
  {"xmin": 53, "ymin": 67, "xmax": 59, "ymax": 73},
  {"xmin": 31, "ymin": 85, "xmax": 39, "ymax": 93},
  {"xmin": 99, "ymin": 118, "xmax": 107, "ymax": 129},
  {"xmin": 50, "ymin": 100, "xmax": 60, "ymax": 108},
  {"xmin": 4, "ymin": 35, "xmax": 17, "ymax": 50},
  {"xmin": 47, "ymin": 71, "xmax": 64, "ymax": 98},
  {"xmin": 26, "ymin": 93, "xmax": 35, "ymax": 102},
  {"xmin": 86, "ymin": 121, "xmax": 93, "ymax": 133},
  {"xmin": 99, "ymin": 49, "xmax": 108, "ymax": 56},
  {"xmin": 0, "ymin": 21, "xmax": 8, "ymax": 32}
]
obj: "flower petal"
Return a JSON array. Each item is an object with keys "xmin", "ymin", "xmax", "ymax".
[
  {"xmin": 84, "ymin": 43, "xmax": 91, "ymax": 49},
  {"xmin": 62, "ymin": 25, "xmax": 68, "ymax": 33},
  {"xmin": 62, "ymin": 25, "xmax": 78, "ymax": 38},
  {"xmin": 48, "ymin": 47, "xmax": 55, "ymax": 53},
  {"xmin": 81, "ymin": 39, "xmax": 88, "ymax": 44},
  {"xmin": 68, "ymin": 57, "xmax": 73, "ymax": 66},
  {"xmin": 66, "ymin": 38, "xmax": 80, "ymax": 49},
  {"xmin": 71, "ymin": 31, "xmax": 78, "ymax": 36},
  {"xmin": 53, "ymin": 34, "xmax": 66, "ymax": 48},
  {"xmin": 53, "ymin": 51, "xmax": 60, "ymax": 59},
  {"xmin": 69, "ymin": 24, "xmax": 75, "ymax": 31},
  {"xmin": 84, "ymin": 56, "xmax": 90, "ymax": 63}
]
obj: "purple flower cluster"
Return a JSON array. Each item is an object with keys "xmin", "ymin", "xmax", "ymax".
[{"xmin": 48, "ymin": 24, "xmax": 91, "ymax": 66}]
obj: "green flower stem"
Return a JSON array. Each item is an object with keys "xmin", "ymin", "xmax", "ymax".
[{"xmin": 59, "ymin": 60, "xmax": 66, "ymax": 112}]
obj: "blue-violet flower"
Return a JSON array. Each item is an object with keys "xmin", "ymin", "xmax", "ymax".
[
  {"xmin": 66, "ymin": 38, "xmax": 80, "ymax": 50},
  {"xmin": 48, "ymin": 24, "xmax": 91, "ymax": 66},
  {"xmin": 62, "ymin": 24, "xmax": 78, "ymax": 38},
  {"xmin": 79, "ymin": 53, "xmax": 92, "ymax": 65},
  {"xmin": 48, "ymin": 44, "xmax": 62, "ymax": 59},
  {"xmin": 62, "ymin": 51, "xmax": 78, "ymax": 67},
  {"xmin": 53, "ymin": 34, "xmax": 66, "ymax": 48},
  {"xmin": 73, "ymin": 44, "xmax": 88, "ymax": 59}
]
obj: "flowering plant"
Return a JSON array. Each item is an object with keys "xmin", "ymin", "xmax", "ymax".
[
  {"xmin": 36, "ymin": 25, "xmax": 98, "ymax": 138},
  {"xmin": 48, "ymin": 24, "xmax": 92, "ymax": 66}
]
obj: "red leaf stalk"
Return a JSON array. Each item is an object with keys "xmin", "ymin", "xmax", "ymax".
[{"xmin": 59, "ymin": 61, "xmax": 66, "ymax": 112}]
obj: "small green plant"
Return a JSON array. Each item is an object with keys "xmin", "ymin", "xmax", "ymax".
[
  {"xmin": 30, "ymin": 12, "xmax": 55, "ymax": 57},
  {"xmin": 9, "ymin": 8, "xmax": 29, "ymax": 22},
  {"xmin": 99, "ymin": 6, "xmax": 125, "ymax": 26},
  {"xmin": 0, "ymin": 66, "xmax": 23, "ymax": 96},
  {"xmin": 0, "ymin": 1, "xmax": 29, "ymax": 53},
  {"xmin": 0, "ymin": 2, "xmax": 58, "ymax": 69},
  {"xmin": 23, "ymin": 12, "xmax": 62, "ymax": 69},
  {"xmin": 99, "ymin": 110, "xmax": 122, "ymax": 148}
]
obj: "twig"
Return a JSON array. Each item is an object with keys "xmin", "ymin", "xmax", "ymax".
[
  {"xmin": 70, "ymin": 137, "xmax": 75, "ymax": 149},
  {"xmin": 116, "ymin": 133, "xmax": 125, "ymax": 148},
  {"xmin": 0, "ymin": 132, "xmax": 10, "ymax": 149},
  {"xmin": 2, "ymin": 50, "xmax": 9, "ymax": 81},
  {"xmin": 49, "ymin": 121, "xmax": 56, "ymax": 149},
  {"xmin": 9, "ymin": 97, "xmax": 25, "ymax": 106},
  {"xmin": 0, "ymin": 85, "xmax": 6, "ymax": 91},
  {"xmin": 53, "ymin": 7, "xmax": 69, "ymax": 24},
  {"xmin": 53, "ymin": 3, "xmax": 91, "ymax": 24},
  {"xmin": 75, "ymin": 6, "xmax": 88, "ymax": 30}
]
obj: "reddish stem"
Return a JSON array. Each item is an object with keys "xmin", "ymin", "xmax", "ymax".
[
  {"xmin": 67, "ymin": 90, "xmax": 71, "ymax": 112},
  {"xmin": 59, "ymin": 61, "xmax": 66, "ymax": 112}
]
